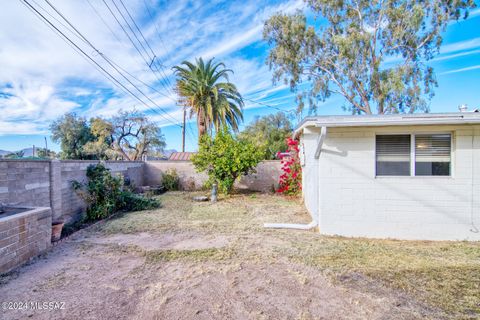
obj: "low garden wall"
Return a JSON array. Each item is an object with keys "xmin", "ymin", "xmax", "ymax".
[{"xmin": 0, "ymin": 206, "xmax": 52, "ymax": 274}]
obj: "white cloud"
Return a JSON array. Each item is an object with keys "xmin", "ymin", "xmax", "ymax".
[
  {"xmin": 0, "ymin": 82, "xmax": 78, "ymax": 123},
  {"xmin": 440, "ymin": 37, "xmax": 480, "ymax": 54},
  {"xmin": 432, "ymin": 49, "xmax": 480, "ymax": 62},
  {"xmin": 440, "ymin": 64, "xmax": 480, "ymax": 75},
  {"xmin": 469, "ymin": 8, "xmax": 480, "ymax": 17},
  {"xmin": 200, "ymin": 25, "xmax": 264, "ymax": 59},
  {"xmin": 0, "ymin": 120, "xmax": 45, "ymax": 135}
]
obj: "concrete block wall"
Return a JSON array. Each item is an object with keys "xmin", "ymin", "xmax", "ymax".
[
  {"xmin": 59, "ymin": 161, "xmax": 144, "ymax": 223},
  {"xmin": 0, "ymin": 160, "xmax": 51, "ymax": 208},
  {"xmin": 144, "ymin": 160, "xmax": 282, "ymax": 192},
  {"xmin": 145, "ymin": 161, "xmax": 208, "ymax": 190},
  {"xmin": 314, "ymin": 124, "xmax": 480, "ymax": 241},
  {"xmin": 0, "ymin": 160, "xmax": 145, "ymax": 224},
  {"xmin": 236, "ymin": 161, "xmax": 283, "ymax": 192},
  {"xmin": 0, "ymin": 207, "xmax": 52, "ymax": 274}
]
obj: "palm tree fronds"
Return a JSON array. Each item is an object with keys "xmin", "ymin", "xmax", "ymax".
[{"xmin": 173, "ymin": 57, "xmax": 244, "ymax": 140}]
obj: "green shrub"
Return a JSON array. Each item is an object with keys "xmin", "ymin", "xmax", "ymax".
[
  {"xmin": 162, "ymin": 168, "xmax": 180, "ymax": 190},
  {"xmin": 192, "ymin": 128, "xmax": 264, "ymax": 194},
  {"xmin": 73, "ymin": 163, "xmax": 160, "ymax": 221},
  {"xmin": 118, "ymin": 191, "xmax": 160, "ymax": 211}
]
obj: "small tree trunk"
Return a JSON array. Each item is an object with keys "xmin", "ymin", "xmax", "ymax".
[{"xmin": 197, "ymin": 112, "xmax": 207, "ymax": 142}]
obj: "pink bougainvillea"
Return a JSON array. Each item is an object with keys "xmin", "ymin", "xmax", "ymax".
[{"xmin": 277, "ymin": 137, "xmax": 302, "ymax": 196}]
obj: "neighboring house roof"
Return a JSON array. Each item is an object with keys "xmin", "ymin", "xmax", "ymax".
[
  {"xmin": 295, "ymin": 111, "xmax": 480, "ymax": 135},
  {"xmin": 168, "ymin": 152, "xmax": 195, "ymax": 161}
]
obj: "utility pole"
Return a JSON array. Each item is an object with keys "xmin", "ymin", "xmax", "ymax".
[
  {"xmin": 44, "ymin": 137, "xmax": 48, "ymax": 158},
  {"xmin": 181, "ymin": 107, "xmax": 186, "ymax": 152},
  {"xmin": 32, "ymin": 145, "xmax": 35, "ymax": 158}
]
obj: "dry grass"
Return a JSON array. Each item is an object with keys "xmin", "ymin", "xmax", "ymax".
[
  {"xmin": 144, "ymin": 247, "xmax": 236, "ymax": 263},
  {"xmin": 282, "ymin": 236, "xmax": 480, "ymax": 318},
  {"xmin": 99, "ymin": 191, "xmax": 306, "ymax": 235},
  {"xmin": 95, "ymin": 191, "xmax": 480, "ymax": 319}
]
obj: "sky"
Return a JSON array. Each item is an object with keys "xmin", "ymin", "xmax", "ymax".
[{"xmin": 0, "ymin": 0, "xmax": 479, "ymax": 153}]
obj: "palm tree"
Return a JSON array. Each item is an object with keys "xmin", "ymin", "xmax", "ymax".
[{"xmin": 173, "ymin": 58, "xmax": 244, "ymax": 141}]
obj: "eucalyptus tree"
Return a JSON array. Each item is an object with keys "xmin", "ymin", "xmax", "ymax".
[
  {"xmin": 264, "ymin": 0, "xmax": 475, "ymax": 114},
  {"xmin": 173, "ymin": 58, "xmax": 244, "ymax": 140},
  {"xmin": 50, "ymin": 112, "xmax": 95, "ymax": 159}
]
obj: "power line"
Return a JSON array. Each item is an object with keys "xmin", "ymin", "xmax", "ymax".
[
  {"xmin": 118, "ymin": 0, "xmax": 154, "ymax": 57},
  {"xmin": 21, "ymin": 0, "xmax": 133, "ymax": 97},
  {"xmin": 141, "ymin": 0, "xmax": 171, "ymax": 57},
  {"xmin": 42, "ymin": 0, "xmax": 179, "ymax": 125},
  {"xmin": 103, "ymin": 0, "xmax": 173, "ymax": 96},
  {"xmin": 33, "ymin": 0, "xmax": 174, "ymax": 110},
  {"xmin": 22, "ymin": 0, "xmax": 181, "ymax": 127},
  {"xmin": 186, "ymin": 120, "xmax": 196, "ymax": 147},
  {"xmin": 117, "ymin": 0, "xmax": 174, "ymax": 92},
  {"xmin": 21, "ymin": 1, "xmax": 130, "ymax": 99},
  {"xmin": 141, "ymin": 0, "xmax": 175, "ymax": 88},
  {"xmin": 85, "ymin": 0, "xmax": 126, "ymax": 45},
  {"xmin": 108, "ymin": 0, "xmax": 150, "ymax": 61},
  {"xmin": 25, "ymin": 0, "xmax": 295, "ymax": 142},
  {"xmin": 101, "ymin": 0, "xmax": 157, "ymax": 76},
  {"xmin": 243, "ymin": 97, "xmax": 297, "ymax": 113},
  {"xmin": 87, "ymin": 0, "xmax": 161, "ymax": 85},
  {"xmin": 87, "ymin": 0, "xmax": 175, "ymax": 98},
  {"xmin": 30, "ymin": 0, "xmax": 80, "ymax": 39}
]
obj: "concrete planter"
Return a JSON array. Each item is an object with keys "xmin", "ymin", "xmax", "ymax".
[{"xmin": 0, "ymin": 206, "xmax": 52, "ymax": 274}]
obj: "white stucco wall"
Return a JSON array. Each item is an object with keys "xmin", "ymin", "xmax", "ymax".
[
  {"xmin": 300, "ymin": 127, "xmax": 321, "ymax": 222},
  {"xmin": 302, "ymin": 124, "xmax": 480, "ymax": 241}
]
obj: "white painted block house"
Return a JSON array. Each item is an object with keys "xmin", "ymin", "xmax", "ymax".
[{"xmin": 296, "ymin": 112, "xmax": 480, "ymax": 241}]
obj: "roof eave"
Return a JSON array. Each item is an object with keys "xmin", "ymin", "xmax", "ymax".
[
  {"xmin": 295, "ymin": 118, "xmax": 480, "ymax": 137},
  {"xmin": 316, "ymin": 118, "xmax": 480, "ymax": 127}
]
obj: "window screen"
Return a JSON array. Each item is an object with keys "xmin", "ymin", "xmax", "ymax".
[
  {"xmin": 415, "ymin": 134, "xmax": 451, "ymax": 176},
  {"xmin": 376, "ymin": 135, "xmax": 411, "ymax": 176}
]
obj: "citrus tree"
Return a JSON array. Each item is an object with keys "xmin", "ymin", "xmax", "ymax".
[{"xmin": 192, "ymin": 128, "xmax": 264, "ymax": 194}]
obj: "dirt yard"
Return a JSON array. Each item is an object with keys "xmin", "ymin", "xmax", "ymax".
[{"xmin": 1, "ymin": 192, "xmax": 479, "ymax": 320}]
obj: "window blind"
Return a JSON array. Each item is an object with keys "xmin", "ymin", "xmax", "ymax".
[
  {"xmin": 415, "ymin": 134, "xmax": 451, "ymax": 176},
  {"xmin": 376, "ymin": 135, "xmax": 411, "ymax": 176},
  {"xmin": 415, "ymin": 134, "xmax": 451, "ymax": 163}
]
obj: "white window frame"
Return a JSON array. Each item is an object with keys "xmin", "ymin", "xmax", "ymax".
[{"xmin": 375, "ymin": 132, "xmax": 453, "ymax": 178}]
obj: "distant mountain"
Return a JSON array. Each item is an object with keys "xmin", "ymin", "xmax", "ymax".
[{"xmin": 0, "ymin": 147, "xmax": 39, "ymax": 158}]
